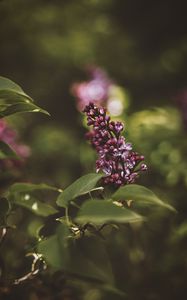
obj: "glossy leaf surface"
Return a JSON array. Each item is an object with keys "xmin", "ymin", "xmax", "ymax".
[
  {"xmin": 0, "ymin": 76, "xmax": 49, "ymax": 117},
  {"xmin": 56, "ymin": 173, "xmax": 103, "ymax": 208},
  {"xmin": 76, "ymin": 199, "xmax": 143, "ymax": 225},
  {"xmin": 7, "ymin": 183, "xmax": 58, "ymax": 217},
  {"xmin": 112, "ymin": 184, "xmax": 176, "ymax": 212}
]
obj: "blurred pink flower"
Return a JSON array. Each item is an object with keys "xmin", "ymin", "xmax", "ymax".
[
  {"xmin": 71, "ymin": 66, "xmax": 112, "ymax": 111},
  {"xmin": 0, "ymin": 119, "xmax": 30, "ymax": 163}
]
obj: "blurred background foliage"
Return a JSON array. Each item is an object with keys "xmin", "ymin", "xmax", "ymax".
[{"xmin": 0, "ymin": 0, "xmax": 187, "ymax": 299}]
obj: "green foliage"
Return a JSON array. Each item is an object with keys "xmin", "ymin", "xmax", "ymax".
[
  {"xmin": 0, "ymin": 0, "xmax": 186, "ymax": 297},
  {"xmin": 0, "ymin": 140, "xmax": 18, "ymax": 159},
  {"xmin": 0, "ymin": 76, "xmax": 24, "ymax": 93},
  {"xmin": 0, "ymin": 75, "xmax": 178, "ymax": 299},
  {"xmin": 36, "ymin": 174, "xmax": 175, "ymax": 292},
  {"xmin": 112, "ymin": 184, "xmax": 176, "ymax": 212},
  {"xmin": 0, "ymin": 77, "xmax": 51, "ymax": 226},
  {"xmin": 128, "ymin": 108, "xmax": 187, "ymax": 187},
  {"xmin": 76, "ymin": 199, "xmax": 143, "ymax": 225},
  {"xmin": 56, "ymin": 173, "xmax": 103, "ymax": 208},
  {"xmin": 8, "ymin": 182, "xmax": 61, "ymax": 193},
  {"xmin": 38, "ymin": 223, "xmax": 114, "ymax": 285},
  {"xmin": 1, "ymin": 167, "xmax": 175, "ymax": 292},
  {"xmin": 7, "ymin": 183, "xmax": 59, "ymax": 217},
  {"xmin": 0, "ymin": 76, "xmax": 49, "ymax": 118}
]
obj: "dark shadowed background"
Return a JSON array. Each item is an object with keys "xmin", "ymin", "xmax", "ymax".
[{"xmin": 0, "ymin": 0, "xmax": 187, "ymax": 299}]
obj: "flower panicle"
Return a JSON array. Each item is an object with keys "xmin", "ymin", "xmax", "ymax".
[{"xmin": 83, "ymin": 102, "xmax": 147, "ymax": 187}]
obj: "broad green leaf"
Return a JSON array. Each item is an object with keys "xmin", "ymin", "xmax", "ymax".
[
  {"xmin": 0, "ymin": 89, "xmax": 33, "ymax": 104},
  {"xmin": 39, "ymin": 234, "xmax": 64, "ymax": 267},
  {"xmin": 76, "ymin": 199, "xmax": 143, "ymax": 225},
  {"xmin": 7, "ymin": 183, "xmax": 59, "ymax": 217},
  {"xmin": 8, "ymin": 182, "xmax": 61, "ymax": 193},
  {"xmin": 112, "ymin": 184, "xmax": 176, "ymax": 212},
  {"xmin": 0, "ymin": 76, "xmax": 49, "ymax": 117},
  {"xmin": 0, "ymin": 101, "xmax": 49, "ymax": 118},
  {"xmin": 0, "ymin": 141, "xmax": 18, "ymax": 160},
  {"xmin": 12, "ymin": 195, "xmax": 58, "ymax": 217},
  {"xmin": 56, "ymin": 173, "xmax": 103, "ymax": 208},
  {"xmin": 38, "ymin": 225, "xmax": 66, "ymax": 264},
  {"xmin": 0, "ymin": 197, "xmax": 10, "ymax": 226},
  {"xmin": 0, "ymin": 76, "xmax": 26, "ymax": 94},
  {"xmin": 38, "ymin": 223, "xmax": 114, "ymax": 284}
]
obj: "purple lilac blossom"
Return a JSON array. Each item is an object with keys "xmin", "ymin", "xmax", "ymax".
[
  {"xmin": 83, "ymin": 102, "xmax": 147, "ymax": 187},
  {"xmin": 71, "ymin": 66, "xmax": 112, "ymax": 111}
]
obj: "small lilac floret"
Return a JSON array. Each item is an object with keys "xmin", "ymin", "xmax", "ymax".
[
  {"xmin": 83, "ymin": 102, "xmax": 147, "ymax": 187},
  {"xmin": 140, "ymin": 163, "xmax": 148, "ymax": 171}
]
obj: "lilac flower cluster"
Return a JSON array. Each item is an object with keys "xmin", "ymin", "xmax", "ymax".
[{"xmin": 83, "ymin": 103, "xmax": 147, "ymax": 186}]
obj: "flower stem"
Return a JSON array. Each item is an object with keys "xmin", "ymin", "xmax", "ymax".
[{"xmin": 65, "ymin": 207, "xmax": 71, "ymax": 226}]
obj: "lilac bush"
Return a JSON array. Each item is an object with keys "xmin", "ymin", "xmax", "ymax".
[
  {"xmin": 0, "ymin": 76, "xmax": 175, "ymax": 299},
  {"xmin": 83, "ymin": 102, "xmax": 147, "ymax": 186}
]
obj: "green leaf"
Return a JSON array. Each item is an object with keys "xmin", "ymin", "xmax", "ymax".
[
  {"xmin": 0, "ymin": 100, "xmax": 49, "ymax": 118},
  {"xmin": 0, "ymin": 89, "xmax": 33, "ymax": 104},
  {"xmin": 0, "ymin": 197, "xmax": 10, "ymax": 227},
  {"xmin": 56, "ymin": 173, "xmax": 103, "ymax": 208},
  {"xmin": 0, "ymin": 141, "xmax": 18, "ymax": 160},
  {"xmin": 0, "ymin": 76, "xmax": 26, "ymax": 94},
  {"xmin": 76, "ymin": 199, "xmax": 143, "ymax": 225},
  {"xmin": 7, "ymin": 183, "xmax": 59, "ymax": 217},
  {"xmin": 38, "ymin": 224, "xmax": 70, "ymax": 268},
  {"xmin": 0, "ymin": 76, "xmax": 49, "ymax": 117},
  {"xmin": 112, "ymin": 184, "xmax": 176, "ymax": 212},
  {"xmin": 13, "ymin": 195, "xmax": 57, "ymax": 217},
  {"xmin": 8, "ymin": 182, "xmax": 61, "ymax": 193},
  {"xmin": 38, "ymin": 223, "xmax": 114, "ymax": 284}
]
